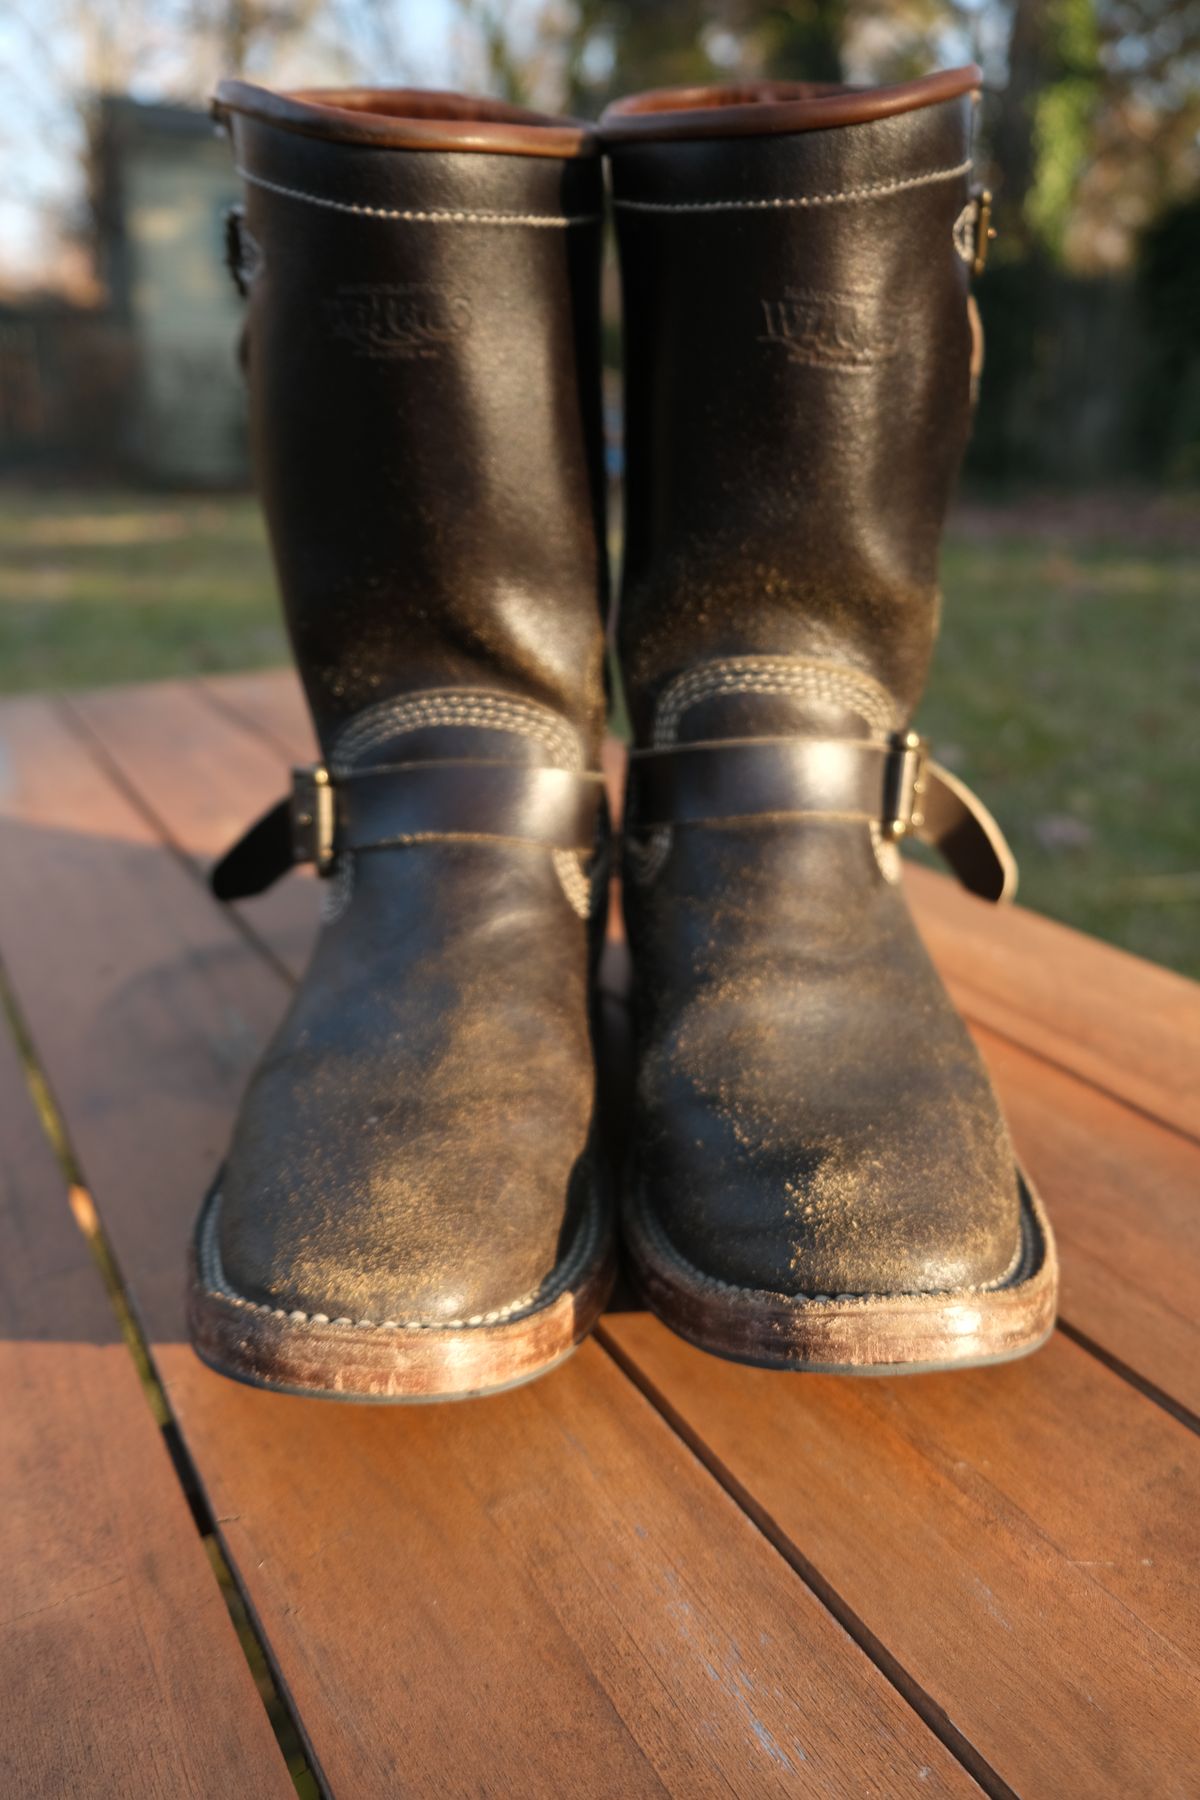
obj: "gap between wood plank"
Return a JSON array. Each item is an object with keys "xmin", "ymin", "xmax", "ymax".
[
  {"xmin": 940, "ymin": 971, "xmax": 1200, "ymax": 1156},
  {"xmin": 0, "ymin": 953, "xmax": 322, "ymax": 1800},
  {"xmin": 56, "ymin": 694, "xmax": 299, "ymax": 992},
  {"xmin": 1057, "ymin": 1321, "xmax": 1199, "ymax": 1438},
  {"xmin": 597, "ymin": 1325, "xmax": 1018, "ymax": 1800}
]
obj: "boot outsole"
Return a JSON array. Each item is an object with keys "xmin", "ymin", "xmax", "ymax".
[
  {"xmin": 188, "ymin": 1183, "xmax": 614, "ymax": 1403},
  {"xmin": 624, "ymin": 1169, "xmax": 1058, "ymax": 1375}
]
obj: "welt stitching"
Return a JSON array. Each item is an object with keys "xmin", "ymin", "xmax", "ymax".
[
  {"xmin": 235, "ymin": 166, "xmax": 599, "ymax": 228},
  {"xmin": 199, "ymin": 1182, "xmax": 602, "ymax": 1330},
  {"xmin": 614, "ymin": 159, "xmax": 972, "ymax": 216}
]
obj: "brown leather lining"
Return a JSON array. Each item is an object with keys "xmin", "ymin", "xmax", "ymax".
[
  {"xmin": 599, "ymin": 66, "xmax": 981, "ymax": 143},
  {"xmin": 213, "ymin": 80, "xmax": 596, "ymax": 158}
]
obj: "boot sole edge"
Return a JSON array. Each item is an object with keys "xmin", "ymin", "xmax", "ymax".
[
  {"xmin": 187, "ymin": 1193, "xmax": 615, "ymax": 1403},
  {"xmin": 623, "ymin": 1170, "xmax": 1058, "ymax": 1375}
]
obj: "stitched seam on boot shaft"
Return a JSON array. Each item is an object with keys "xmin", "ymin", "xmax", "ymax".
[
  {"xmin": 332, "ymin": 690, "xmax": 585, "ymax": 772},
  {"xmin": 199, "ymin": 1181, "xmax": 603, "ymax": 1329},
  {"xmin": 631, "ymin": 1182, "xmax": 1034, "ymax": 1302},
  {"xmin": 613, "ymin": 159, "xmax": 972, "ymax": 216},
  {"xmin": 652, "ymin": 656, "xmax": 897, "ymax": 747},
  {"xmin": 236, "ymin": 167, "xmax": 599, "ymax": 227}
]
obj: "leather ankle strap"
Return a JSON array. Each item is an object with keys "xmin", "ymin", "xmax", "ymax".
[
  {"xmin": 211, "ymin": 759, "xmax": 605, "ymax": 901},
  {"xmin": 625, "ymin": 734, "xmax": 1016, "ymax": 903}
]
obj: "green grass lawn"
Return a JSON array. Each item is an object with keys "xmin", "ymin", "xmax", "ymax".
[
  {"xmin": 2, "ymin": 483, "xmax": 1197, "ymax": 979},
  {"xmin": 0, "ymin": 488, "xmax": 287, "ymax": 689},
  {"xmin": 920, "ymin": 510, "xmax": 1200, "ymax": 983}
]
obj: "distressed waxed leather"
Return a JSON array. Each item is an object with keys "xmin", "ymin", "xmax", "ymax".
[
  {"xmin": 207, "ymin": 85, "xmax": 609, "ymax": 1327},
  {"xmin": 604, "ymin": 74, "xmax": 1028, "ymax": 1300}
]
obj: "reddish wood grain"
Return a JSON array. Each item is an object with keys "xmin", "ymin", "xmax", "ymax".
[
  {"xmin": 969, "ymin": 1023, "xmax": 1200, "ymax": 1416},
  {"xmin": 201, "ymin": 668, "xmax": 315, "ymax": 764},
  {"xmin": 906, "ymin": 863, "xmax": 1199, "ymax": 1141},
  {"xmin": 601, "ymin": 1316, "xmax": 1200, "ymax": 1800},
  {"xmin": 68, "ymin": 680, "xmax": 318, "ymax": 981},
  {"xmin": 9, "ymin": 674, "xmax": 1200, "ymax": 1798},
  {"xmin": 0, "ymin": 1014, "xmax": 293, "ymax": 1799}
]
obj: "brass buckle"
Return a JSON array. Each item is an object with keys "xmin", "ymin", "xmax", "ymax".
[
  {"xmin": 884, "ymin": 732, "xmax": 929, "ymax": 839},
  {"xmin": 290, "ymin": 763, "xmax": 336, "ymax": 874},
  {"xmin": 972, "ymin": 188, "xmax": 995, "ymax": 277}
]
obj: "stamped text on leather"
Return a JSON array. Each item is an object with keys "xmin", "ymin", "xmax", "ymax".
[
  {"xmin": 758, "ymin": 288, "xmax": 898, "ymax": 371},
  {"xmin": 326, "ymin": 284, "xmax": 472, "ymax": 359}
]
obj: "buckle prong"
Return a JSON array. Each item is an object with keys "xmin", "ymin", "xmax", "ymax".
[{"xmin": 291, "ymin": 763, "xmax": 336, "ymax": 874}]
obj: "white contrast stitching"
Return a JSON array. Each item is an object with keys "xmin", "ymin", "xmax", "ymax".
[
  {"xmin": 236, "ymin": 166, "xmax": 599, "ymax": 228},
  {"xmin": 198, "ymin": 1181, "xmax": 603, "ymax": 1329},
  {"xmin": 614, "ymin": 159, "xmax": 972, "ymax": 216},
  {"xmin": 327, "ymin": 690, "xmax": 594, "ymax": 919},
  {"xmin": 627, "ymin": 655, "xmax": 900, "ymax": 882},
  {"xmin": 553, "ymin": 848, "xmax": 593, "ymax": 916},
  {"xmin": 652, "ymin": 656, "xmax": 896, "ymax": 748},
  {"xmin": 332, "ymin": 690, "xmax": 583, "ymax": 772}
]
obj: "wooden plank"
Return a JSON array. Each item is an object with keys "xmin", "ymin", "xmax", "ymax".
[
  {"xmin": 0, "ymin": 690, "xmax": 973, "ymax": 1798},
  {"xmin": 201, "ymin": 668, "xmax": 315, "ymax": 764},
  {"xmin": 175, "ymin": 1339, "xmax": 977, "ymax": 1798},
  {"xmin": 602, "ymin": 1318, "xmax": 1200, "ymax": 1800},
  {"xmin": 906, "ymin": 863, "xmax": 1200, "ymax": 1141},
  {"xmin": 0, "ymin": 1016, "xmax": 293, "ymax": 1799},
  {"xmin": 68, "ymin": 679, "xmax": 318, "ymax": 983},
  {"xmin": 971, "ymin": 1023, "xmax": 1200, "ymax": 1418}
]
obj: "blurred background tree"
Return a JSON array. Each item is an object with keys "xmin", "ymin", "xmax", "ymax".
[{"xmin": 1, "ymin": 0, "xmax": 1196, "ymax": 481}]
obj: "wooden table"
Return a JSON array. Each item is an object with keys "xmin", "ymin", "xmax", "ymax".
[{"xmin": 1, "ymin": 669, "xmax": 1197, "ymax": 1799}]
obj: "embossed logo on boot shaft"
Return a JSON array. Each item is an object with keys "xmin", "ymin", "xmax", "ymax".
[
  {"xmin": 759, "ymin": 288, "xmax": 897, "ymax": 371},
  {"xmin": 326, "ymin": 284, "xmax": 471, "ymax": 359}
]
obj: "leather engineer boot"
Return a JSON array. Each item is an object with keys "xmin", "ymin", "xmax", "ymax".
[
  {"xmin": 602, "ymin": 68, "xmax": 1057, "ymax": 1373},
  {"xmin": 188, "ymin": 85, "xmax": 614, "ymax": 1400}
]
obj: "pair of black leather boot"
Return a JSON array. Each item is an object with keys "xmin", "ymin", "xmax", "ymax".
[{"xmin": 189, "ymin": 70, "xmax": 1057, "ymax": 1402}]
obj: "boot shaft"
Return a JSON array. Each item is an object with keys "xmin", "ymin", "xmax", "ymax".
[
  {"xmin": 603, "ymin": 70, "xmax": 983, "ymax": 739},
  {"xmin": 217, "ymin": 84, "xmax": 609, "ymax": 757}
]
